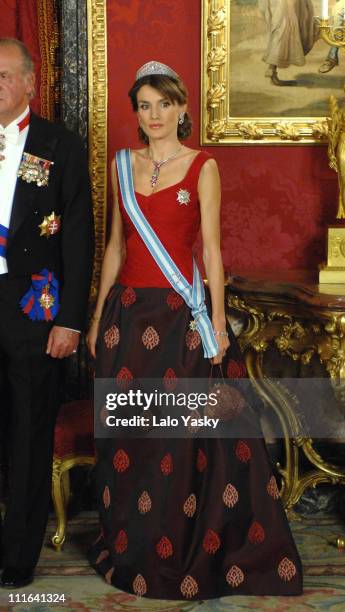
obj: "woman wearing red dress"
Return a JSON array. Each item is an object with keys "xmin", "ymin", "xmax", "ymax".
[{"xmin": 87, "ymin": 61, "xmax": 302, "ymax": 600}]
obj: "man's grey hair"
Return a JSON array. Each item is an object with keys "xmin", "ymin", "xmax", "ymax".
[{"xmin": 0, "ymin": 38, "xmax": 34, "ymax": 73}]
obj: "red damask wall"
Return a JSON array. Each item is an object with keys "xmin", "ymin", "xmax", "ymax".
[
  {"xmin": 108, "ymin": 1, "xmax": 337, "ymax": 271},
  {"xmin": 0, "ymin": 0, "xmax": 41, "ymax": 114}
]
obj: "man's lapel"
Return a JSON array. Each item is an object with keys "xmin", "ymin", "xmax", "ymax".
[{"xmin": 8, "ymin": 113, "xmax": 57, "ymax": 244}]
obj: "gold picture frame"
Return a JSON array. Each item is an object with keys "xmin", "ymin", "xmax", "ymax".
[
  {"xmin": 201, "ymin": 0, "xmax": 330, "ymax": 145},
  {"xmin": 87, "ymin": 0, "xmax": 107, "ymax": 298}
]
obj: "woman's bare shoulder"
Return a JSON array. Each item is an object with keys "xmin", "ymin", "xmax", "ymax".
[
  {"xmin": 181, "ymin": 146, "xmax": 199, "ymax": 158},
  {"xmin": 131, "ymin": 147, "xmax": 148, "ymax": 159}
]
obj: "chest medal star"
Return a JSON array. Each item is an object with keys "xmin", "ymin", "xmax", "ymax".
[
  {"xmin": 177, "ymin": 188, "xmax": 191, "ymax": 205},
  {"xmin": 39, "ymin": 212, "xmax": 61, "ymax": 237}
]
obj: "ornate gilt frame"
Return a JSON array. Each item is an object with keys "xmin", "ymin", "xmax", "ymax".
[
  {"xmin": 87, "ymin": 0, "xmax": 107, "ymax": 298},
  {"xmin": 37, "ymin": 0, "xmax": 60, "ymax": 120},
  {"xmin": 201, "ymin": 0, "xmax": 328, "ymax": 145}
]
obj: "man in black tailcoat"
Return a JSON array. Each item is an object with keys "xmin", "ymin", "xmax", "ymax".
[{"xmin": 0, "ymin": 38, "xmax": 94, "ymax": 588}]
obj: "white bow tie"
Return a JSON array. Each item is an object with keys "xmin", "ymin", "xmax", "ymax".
[{"xmin": 0, "ymin": 124, "xmax": 20, "ymax": 146}]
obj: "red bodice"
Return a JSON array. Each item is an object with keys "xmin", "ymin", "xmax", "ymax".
[{"xmin": 118, "ymin": 151, "xmax": 212, "ymax": 287}]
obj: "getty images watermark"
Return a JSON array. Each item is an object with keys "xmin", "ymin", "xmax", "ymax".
[
  {"xmin": 94, "ymin": 377, "xmax": 262, "ymax": 438},
  {"xmin": 104, "ymin": 388, "xmax": 220, "ymax": 429},
  {"xmin": 94, "ymin": 377, "xmax": 344, "ymax": 439}
]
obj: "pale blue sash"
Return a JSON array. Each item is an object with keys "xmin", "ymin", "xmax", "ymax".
[{"xmin": 116, "ymin": 148, "xmax": 218, "ymax": 359}]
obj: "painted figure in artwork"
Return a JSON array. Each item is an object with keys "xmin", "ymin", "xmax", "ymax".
[
  {"xmin": 319, "ymin": 0, "xmax": 345, "ymax": 73},
  {"xmin": 259, "ymin": 0, "xmax": 317, "ymax": 85}
]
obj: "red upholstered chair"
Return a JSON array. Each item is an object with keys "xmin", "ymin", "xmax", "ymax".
[{"xmin": 51, "ymin": 400, "xmax": 95, "ymax": 551}]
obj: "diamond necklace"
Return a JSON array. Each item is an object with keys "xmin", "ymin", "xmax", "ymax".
[{"xmin": 149, "ymin": 145, "xmax": 183, "ymax": 189}]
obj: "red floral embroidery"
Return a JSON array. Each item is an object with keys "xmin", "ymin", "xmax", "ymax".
[
  {"xmin": 278, "ymin": 557, "xmax": 297, "ymax": 581},
  {"xmin": 183, "ymin": 493, "xmax": 196, "ymax": 517},
  {"xmin": 103, "ymin": 486, "xmax": 110, "ymax": 509},
  {"xmin": 138, "ymin": 490, "xmax": 152, "ymax": 514},
  {"xmin": 121, "ymin": 287, "xmax": 136, "ymax": 307},
  {"xmin": 267, "ymin": 475, "xmax": 280, "ymax": 499},
  {"xmin": 227, "ymin": 359, "xmax": 247, "ymax": 378},
  {"xmin": 248, "ymin": 521, "xmax": 265, "ymax": 544},
  {"xmin": 222, "ymin": 483, "xmax": 239, "ymax": 508},
  {"xmin": 104, "ymin": 324, "xmax": 120, "ymax": 349},
  {"xmin": 160, "ymin": 453, "xmax": 173, "ymax": 475},
  {"xmin": 156, "ymin": 536, "xmax": 173, "ymax": 559},
  {"xmin": 133, "ymin": 574, "xmax": 147, "ymax": 596},
  {"xmin": 196, "ymin": 448, "xmax": 207, "ymax": 472},
  {"xmin": 180, "ymin": 575, "xmax": 198, "ymax": 598},
  {"xmin": 113, "ymin": 449, "xmax": 130, "ymax": 473},
  {"xmin": 235, "ymin": 440, "xmax": 251, "ymax": 463},
  {"xmin": 163, "ymin": 368, "xmax": 178, "ymax": 391},
  {"xmin": 166, "ymin": 290, "xmax": 184, "ymax": 310},
  {"xmin": 115, "ymin": 366, "xmax": 133, "ymax": 390},
  {"xmin": 105, "ymin": 567, "xmax": 114, "ymax": 584},
  {"xmin": 203, "ymin": 529, "xmax": 221, "ymax": 554},
  {"xmin": 142, "ymin": 326, "xmax": 160, "ymax": 350},
  {"xmin": 185, "ymin": 329, "xmax": 201, "ymax": 350},
  {"xmin": 226, "ymin": 565, "xmax": 244, "ymax": 587},
  {"xmin": 114, "ymin": 529, "xmax": 128, "ymax": 554}
]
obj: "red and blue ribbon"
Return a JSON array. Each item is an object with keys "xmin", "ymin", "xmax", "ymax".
[
  {"xmin": 20, "ymin": 268, "xmax": 60, "ymax": 321},
  {"xmin": 0, "ymin": 224, "xmax": 9, "ymax": 258}
]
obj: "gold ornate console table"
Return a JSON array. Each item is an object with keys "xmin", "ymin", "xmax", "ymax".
[{"xmin": 227, "ymin": 270, "xmax": 345, "ymax": 514}]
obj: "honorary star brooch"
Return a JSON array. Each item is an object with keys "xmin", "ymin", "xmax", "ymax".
[
  {"xmin": 177, "ymin": 188, "xmax": 191, "ymax": 205},
  {"xmin": 39, "ymin": 212, "xmax": 61, "ymax": 237},
  {"xmin": 17, "ymin": 152, "xmax": 54, "ymax": 187}
]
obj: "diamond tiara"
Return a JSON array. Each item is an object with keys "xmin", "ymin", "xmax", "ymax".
[{"xmin": 135, "ymin": 61, "xmax": 179, "ymax": 82}]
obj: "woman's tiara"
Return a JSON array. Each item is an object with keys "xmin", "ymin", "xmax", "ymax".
[{"xmin": 136, "ymin": 61, "xmax": 179, "ymax": 81}]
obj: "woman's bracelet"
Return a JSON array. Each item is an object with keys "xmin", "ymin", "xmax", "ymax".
[
  {"xmin": 91, "ymin": 314, "xmax": 101, "ymax": 322},
  {"xmin": 213, "ymin": 330, "xmax": 228, "ymax": 337}
]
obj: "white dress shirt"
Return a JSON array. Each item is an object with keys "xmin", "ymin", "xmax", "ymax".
[{"xmin": 0, "ymin": 105, "xmax": 30, "ymax": 274}]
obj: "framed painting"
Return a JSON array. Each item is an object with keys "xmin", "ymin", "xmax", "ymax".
[
  {"xmin": 201, "ymin": 0, "xmax": 344, "ymax": 145},
  {"xmin": 87, "ymin": 0, "xmax": 107, "ymax": 297}
]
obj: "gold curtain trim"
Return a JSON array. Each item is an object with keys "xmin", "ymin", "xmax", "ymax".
[
  {"xmin": 87, "ymin": 0, "xmax": 108, "ymax": 299},
  {"xmin": 37, "ymin": 0, "xmax": 59, "ymax": 120}
]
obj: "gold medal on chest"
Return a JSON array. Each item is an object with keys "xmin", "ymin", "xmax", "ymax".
[
  {"xmin": 39, "ymin": 285, "xmax": 55, "ymax": 310},
  {"xmin": 18, "ymin": 152, "xmax": 54, "ymax": 187},
  {"xmin": 39, "ymin": 212, "xmax": 61, "ymax": 237}
]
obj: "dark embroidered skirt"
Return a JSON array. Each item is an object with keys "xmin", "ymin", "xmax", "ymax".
[{"xmin": 88, "ymin": 284, "xmax": 302, "ymax": 599}]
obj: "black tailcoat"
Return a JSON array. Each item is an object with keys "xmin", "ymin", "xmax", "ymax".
[
  {"xmin": 0, "ymin": 112, "xmax": 94, "ymax": 567},
  {"xmin": 7, "ymin": 112, "xmax": 94, "ymax": 330}
]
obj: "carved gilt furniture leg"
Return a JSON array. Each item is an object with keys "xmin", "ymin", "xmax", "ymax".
[
  {"xmin": 244, "ymin": 349, "xmax": 301, "ymax": 515},
  {"xmin": 228, "ymin": 281, "xmax": 345, "ymax": 515},
  {"xmin": 51, "ymin": 458, "xmax": 67, "ymax": 551},
  {"xmin": 51, "ymin": 456, "xmax": 95, "ymax": 551}
]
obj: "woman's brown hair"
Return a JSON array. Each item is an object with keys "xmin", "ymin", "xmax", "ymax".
[{"xmin": 128, "ymin": 74, "xmax": 192, "ymax": 144}]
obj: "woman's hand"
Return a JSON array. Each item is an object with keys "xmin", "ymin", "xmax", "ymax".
[
  {"xmin": 86, "ymin": 319, "xmax": 100, "ymax": 359},
  {"xmin": 211, "ymin": 331, "xmax": 230, "ymax": 365}
]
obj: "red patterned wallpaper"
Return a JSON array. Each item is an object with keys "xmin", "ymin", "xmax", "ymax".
[
  {"xmin": 107, "ymin": 0, "xmax": 337, "ymax": 271},
  {"xmin": 0, "ymin": 0, "xmax": 41, "ymax": 114},
  {"xmin": 0, "ymin": 0, "xmax": 16, "ymax": 35}
]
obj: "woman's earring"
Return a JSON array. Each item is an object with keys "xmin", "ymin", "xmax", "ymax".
[{"xmin": 178, "ymin": 113, "xmax": 185, "ymax": 125}]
